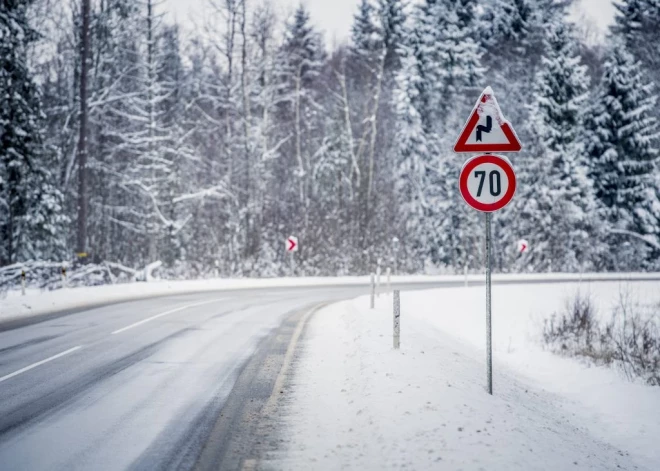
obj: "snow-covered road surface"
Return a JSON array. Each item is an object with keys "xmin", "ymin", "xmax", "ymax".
[{"xmin": 0, "ymin": 287, "xmax": 362, "ymax": 470}]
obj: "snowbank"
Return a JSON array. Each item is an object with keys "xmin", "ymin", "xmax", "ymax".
[
  {"xmin": 1, "ymin": 272, "xmax": 658, "ymax": 324},
  {"xmin": 270, "ymin": 280, "xmax": 660, "ymax": 470}
]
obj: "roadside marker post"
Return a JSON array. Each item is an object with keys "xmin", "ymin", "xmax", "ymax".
[
  {"xmin": 393, "ymin": 290, "xmax": 400, "ymax": 349},
  {"xmin": 286, "ymin": 236, "xmax": 298, "ymax": 276},
  {"xmin": 61, "ymin": 265, "xmax": 67, "ymax": 289},
  {"xmin": 454, "ymin": 87, "xmax": 521, "ymax": 395},
  {"xmin": 386, "ymin": 267, "xmax": 392, "ymax": 292},
  {"xmin": 376, "ymin": 258, "xmax": 382, "ymax": 297},
  {"xmin": 370, "ymin": 274, "xmax": 376, "ymax": 309},
  {"xmin": 391, "ymin": 237, "xmax": 399, "ymax": 275},
  {"xmin": 21, "ymin": 270, "xmax": 26, "ymax": 296}
]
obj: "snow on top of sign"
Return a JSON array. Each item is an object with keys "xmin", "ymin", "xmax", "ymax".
[
  {"xmin": 482, "ymin": 85, "xmax": 494, "ymax": 95},
  {"xmin": 477, "ymin": 91, "xmax": 506, "ymax": 126}
]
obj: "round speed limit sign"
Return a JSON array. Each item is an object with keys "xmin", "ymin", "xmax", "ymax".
[{"xmin": 459, "ymin": 154, "xmax": 516, "ymax": 212}]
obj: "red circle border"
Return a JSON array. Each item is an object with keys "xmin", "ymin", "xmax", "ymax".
[{"xmin": 459, "ymin": 154, "xmax": 516, "ymax": 212}]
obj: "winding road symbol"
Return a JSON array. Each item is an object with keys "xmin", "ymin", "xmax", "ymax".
[{"xmin": 476, "ymin": 116, "xmax": 492, "ymax": 142}]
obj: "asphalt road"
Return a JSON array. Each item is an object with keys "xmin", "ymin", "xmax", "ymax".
[
  {"xmin": 1, "ymin": 282, "xmax": 438, "ymax": 471},
  {"xmin": 0, "ymin": 276, "xmax": 656, "ymax": 470}
]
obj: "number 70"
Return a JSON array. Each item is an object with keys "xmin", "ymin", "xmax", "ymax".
[{"xmin": 474, "ymin": 170, "xmax": 502, "ymax": 197}]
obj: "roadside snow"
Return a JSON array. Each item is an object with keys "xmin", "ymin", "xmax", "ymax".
[
  {"xmin": 268, "ymin": 280, "xmax": 660, "ymax": 470},
  {"xmin": 1, "ymin": 272, "xmax": 658, "ymax": 323}
]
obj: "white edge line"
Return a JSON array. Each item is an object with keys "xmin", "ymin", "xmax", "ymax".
[
  {"xmin": 0, "ymin": 346, "xmax": 82, "ymax": 384},
  {"xmin": 111, "ymin": 298, "xmax": 225, "ymax": 335}
]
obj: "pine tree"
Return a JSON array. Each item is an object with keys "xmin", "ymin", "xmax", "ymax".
[
  {"xmin": 611, "ymin": 0, "xmax": 660, "ymax": 82},
  {"xmin": 513, "ymin": 21, "xmax": 602, "ymax": 271},
  {"xmin": 351, "ymin": 0, "xmax": 382, "ymax": 60},
  {"xmin": 394, "ymin": 44, "xmax": 430, "ymax": 270},
  {"xmin": 584, "ymin": 43, "xmax": 660, "ymax": 251},
  {"xmin": 392, "ymin": 0, "xmax": 484, "ymax": 270},
  {"xmin": 282, "ymin": 5, "xmax": 326, "ymax": 90},
  {"xmin": 0, "ymin": 0, "xmax": 67, "ymax": 265},
  {"xmin": 377, "ymin": 0, "xmax": 405, "ymax": 71},
  {"xmin": 412, "ymin": 0, "xmax": 483, "ymax": 131}
]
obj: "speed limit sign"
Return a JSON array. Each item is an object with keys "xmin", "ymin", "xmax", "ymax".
[{"xmin": 459, "ymin": 154, "xmax": 516, "ymax": 212}]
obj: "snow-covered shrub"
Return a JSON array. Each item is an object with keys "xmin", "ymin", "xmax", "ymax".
[
  {"xmin": 0, "ymin": 260, "xmax": 137, "ymax": 294},
  {"xmin": 543, "ymin": 292, "xmax": 660, "ymax": 385}
]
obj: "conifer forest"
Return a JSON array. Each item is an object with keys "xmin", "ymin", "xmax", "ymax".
[{"xmin": 2, "ymin": 0, "xmax": 660, "ymax": 283}]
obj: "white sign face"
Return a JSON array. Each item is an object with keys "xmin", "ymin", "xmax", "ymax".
[
  {"xmin": 517, "ymin": 239, "xmax": 529, "ymax": 253},
  {"xmin": 465, "ymin": 162, "xmax": 511, "ymax": 205},
  {"xmin": 463, "ymin": 109, "xmax": 509, "ymax": 146},
  {"xmin": 286, "ymin": 236, "xmax": 298, "ymax": 252},
  {"xmin": 459, "ymin": 155, "xmax": 517, "ymax": 213}
]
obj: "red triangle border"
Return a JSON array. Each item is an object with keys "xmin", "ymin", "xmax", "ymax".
[{"xmin": 453, "ymin": 93, "xmax": 522, "ymax": 153}]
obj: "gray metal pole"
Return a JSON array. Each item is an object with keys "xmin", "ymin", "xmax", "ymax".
[
  {"xmin": 486, "ymin": 212, "xmax": 493, "ymax": 395},
  {"xmin": 393, "ymin": 290, "xmax": 400, "ymax": 349}
]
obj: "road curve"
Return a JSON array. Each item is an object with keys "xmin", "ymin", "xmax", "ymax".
[{"xmin": 0, "ymin": 277, "xmax": 658, "ymax": 470}]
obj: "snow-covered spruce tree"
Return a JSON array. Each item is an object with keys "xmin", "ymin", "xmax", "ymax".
[
  {"xmin": 427, "ymin": 0, "xmax": 483, "ymax": 270},
  {"xmin": 611, "ymin": 0, "xmax": 660, "ymax": 84},
  {"xmin": 512, "ymin": 21, "xmax": 603, "ymax": 272},
  {"xmin": 478, "ymin": 0, "xmax": 574, "ymax": 271},
  {"xmin": 412, "ymin": 0, "xmax": 481, "ymax": 132},
  {"xmin": 377, "ymin": 0, "xmax": 405, "ymax": 72},
  {"xmin": 584, "ymin": 42, "xmax": 660, "ymax": 269},
  {"xmin": 394, "ymin": 42, "xmax": 433, "ymax": 272},
  {"xmin": 0, "ymin": 0, "xmax": 67, "ymax": 266},
  {"xmin": 393, "ymin": 0, "xmax": 483, "ymax": 271},
  {"xmin": 351, "ymin": 0, "xmax": 382, "ymax": 62}
]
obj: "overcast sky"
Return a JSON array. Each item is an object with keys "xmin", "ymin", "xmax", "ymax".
[{"xmin": 163, "ymin": 0, "xmax": 618, "ymax": 46}]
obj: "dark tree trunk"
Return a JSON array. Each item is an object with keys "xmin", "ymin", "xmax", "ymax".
[{"xmin": 76, "ymin": 0, "xmax": 90, "ymax": 256}]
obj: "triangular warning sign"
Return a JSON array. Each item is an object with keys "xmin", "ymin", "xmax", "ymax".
[{"xmin": 454, "ymin": 87, "xmax": 522, "ymax": 153}]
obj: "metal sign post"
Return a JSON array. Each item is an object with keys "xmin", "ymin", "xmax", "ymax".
[{"xmin": 485, "ymin": 212, "xmax": 493, "ymax": 395}]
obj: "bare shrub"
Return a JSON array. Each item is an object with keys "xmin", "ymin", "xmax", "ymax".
[{"xmin": 543, "ymin": 290, "xmax": 660, "ymax": 386}]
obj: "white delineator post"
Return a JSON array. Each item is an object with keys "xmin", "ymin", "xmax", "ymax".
[
  {"xmin": 464, "ymin": 265, "xmax": 468, "ymax": 288},
  {"xmin": 393, "ymin": 290, "xmax": 400, "ymax": 349},
  {"xmin": 376, "ymin": 259, "xmax": 382, "ymax": 297},
  {"xmin": 21, "ymin": 270, "xmax": 26, "ymax": 296},
  {"xmin": 61, "ymin": 265, "xmax": 67, "ymax": 289},
  {"xmin": 386, "ymin": 267, "xmax": 391, "ymax": 292},
  {"xmin": 370, "ymin": 273, "xmax": 375, "ymax": 309}
]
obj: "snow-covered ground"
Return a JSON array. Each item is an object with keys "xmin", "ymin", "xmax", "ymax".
[
  {"xmin": 2, "ymin": 272, "xmax": 658, "ymax": 322},
  {"xmin": 269, "ymin": 280, "xmax": 660, "ymax": 470}
]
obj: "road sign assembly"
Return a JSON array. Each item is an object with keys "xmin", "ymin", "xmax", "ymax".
[
  {"xmin": 454, "ymin": 86, "xmax": 522, "ymax": 154},
  {"xmin": 459, "ymin": 154, "xmax": 517, "ymax": 213},
  {"xmin": 454, "ymin": 86, "xmax": 522, "ymax": 396},
  {"xmin": 517, "ymin": 240, "xmax": 529, "ymax": 253}
]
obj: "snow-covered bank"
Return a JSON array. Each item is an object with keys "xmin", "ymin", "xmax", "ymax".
[
  {"xmin": 2, "ymin": 273, "xmax": 659, "ymax": 323},
  {"xmin": 269, "ymin": 280, "xmax": 660, "ymax": 470}
]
